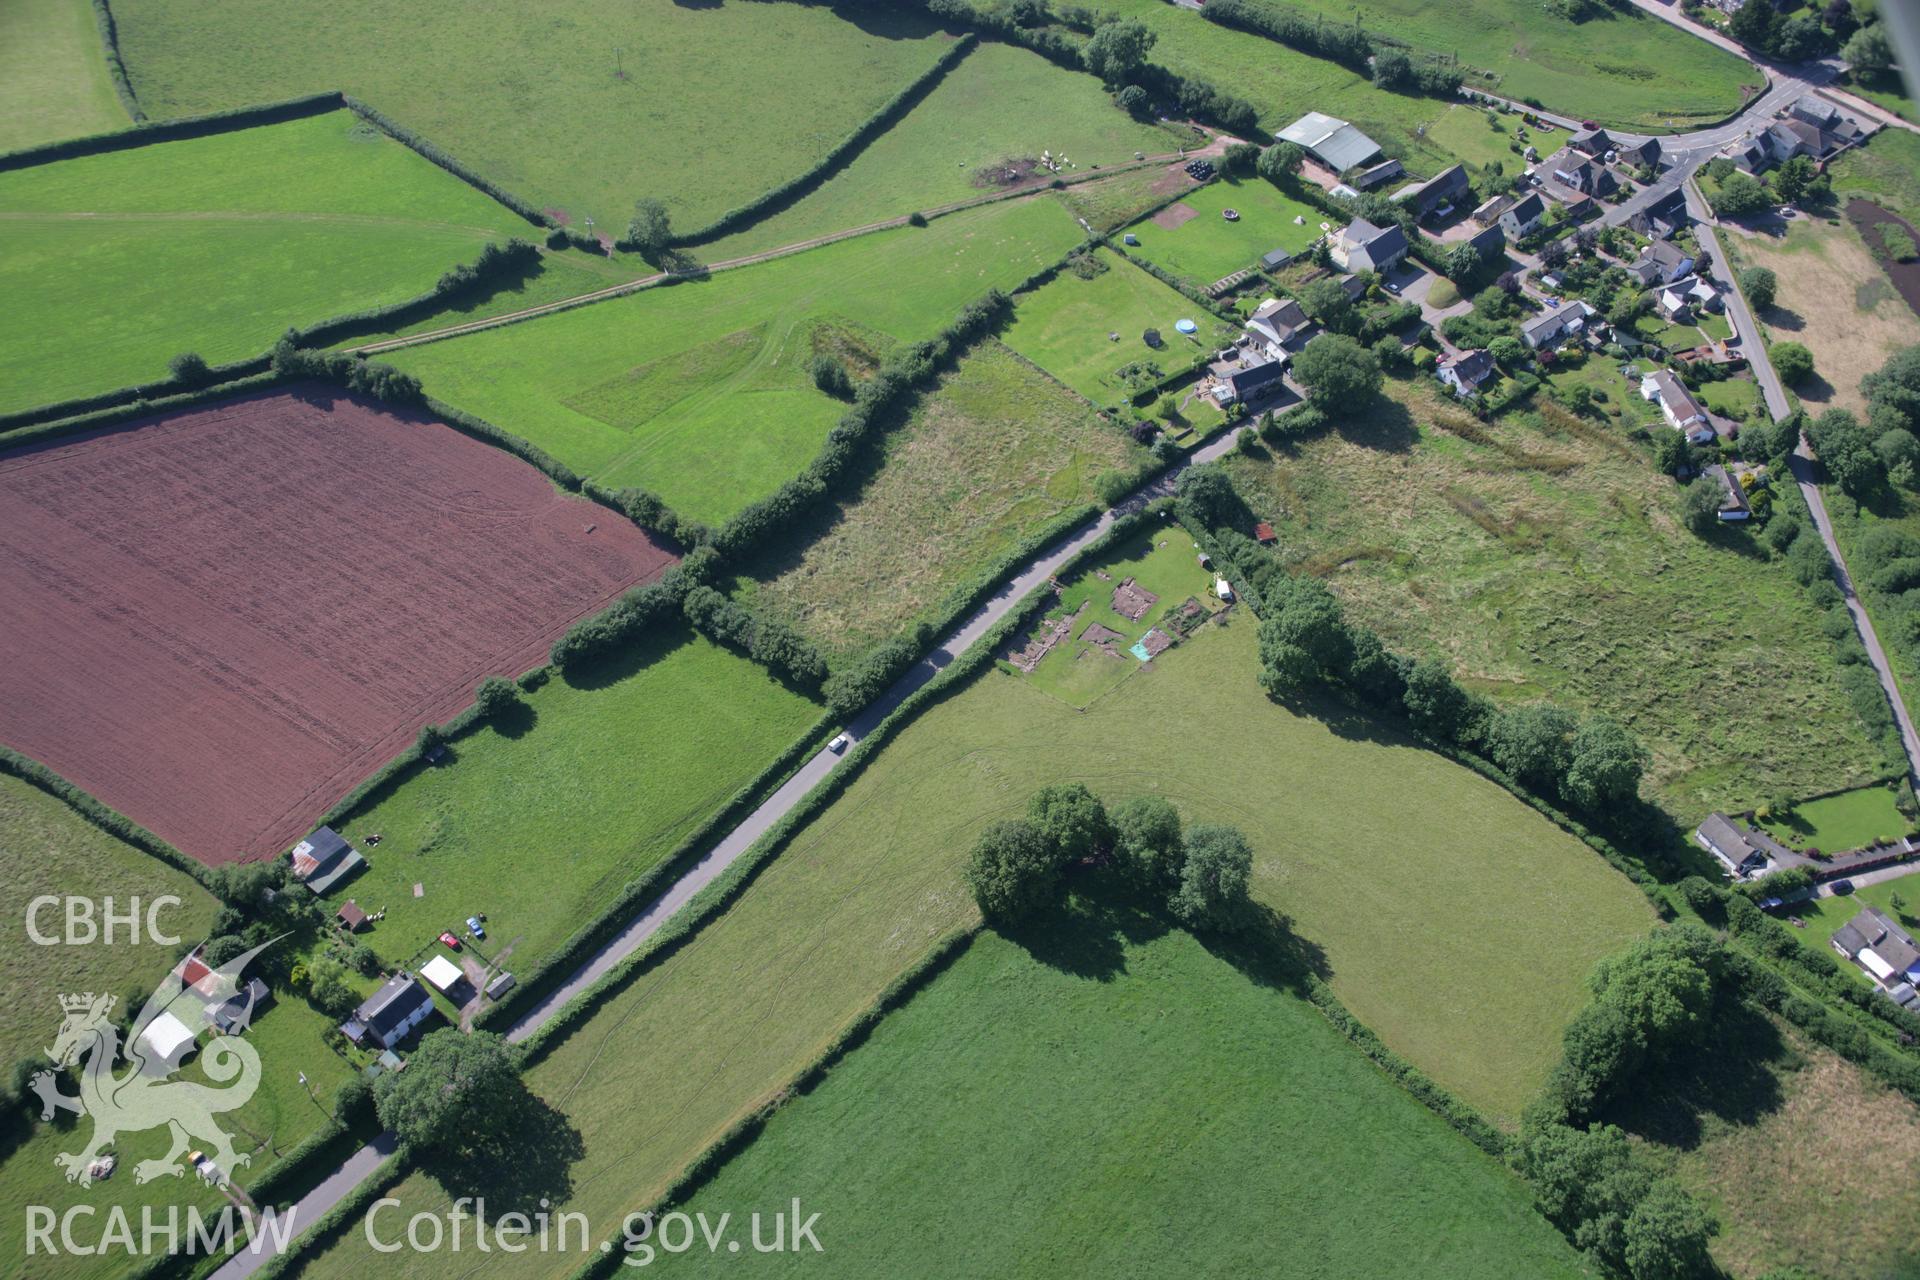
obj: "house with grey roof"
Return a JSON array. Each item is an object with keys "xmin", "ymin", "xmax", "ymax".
[
  {"xmin": 1245, "ymin": 297, "xmax": 1311, "ymax": 360},
  {"xmin": 1616, "ymin": 138, "xmax": 1662, "ymax": 170},
  {"xmin": 1212, "ymin": 358, "xmax": 1288, "ymax": 406},
  {"xmin": 1704, "ymin": 464, "xmax": 1751, "ymax": 521},
  {"xmin": 1520, "ymin": 298, "xmax": 1595, "ymax": 350},
  {"xmin": 1498, "ymin": 192, "xmax": 1546, "ymax": 241},
  {"xmin": 343, "ymin": 974, "xmax": 435, "ymax": 1050},
  {"xmin": 1832, "ymin": 906, "xmax": 1920, "ymax": 991},
  {"xmin": 1472, "ymin": 194, "xmax": 1514, "ymax": 228},
  {"xmin": 1438, "ymin": 349, "xmax": 1496, "ymax": 398},
  {"xmin": 1330, "ymin": 218, "xmax": 1409, "ymax": 274},
  {"xmin": 1544, "ymin": 149, "xmax": 1619, "ymax": 199},
  {"xmin": 1275, "ymin": 111, "xmax": 1384, "ymax": 174},
  {"xmin": 1641, "ymin": 369, "xmax": 1713, "ymax": 442},
  {"xmin": 289, "ymin": 826, "xmax": 367, "ymax": 897},
  {"xmin": 1629, "ymin": 238, "xmax": 1694, "ymax": 287},
  {"xmin": 1695, "ymin": 812, "xmax": 1772, "ymax": 877},
  {"xmin": 1627, "ymin": 188, "xmax": 1688, "ymax": 241},
  {"xmin": 1466, "ymin": 223, "xmax": 1506, "ymax": 261},
  {"xmin": 1392, "ymin": 164, "xmax": 1470, "ymax": 221},
  {"xmin": 1569, "ymin": 128, "xmax": 1613, "ymax": 157}
]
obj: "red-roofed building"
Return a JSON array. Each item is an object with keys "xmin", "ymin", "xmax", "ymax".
[
  {"xmin": 1254, "ymin": 522, "xmax": 1277, "ymax": 545},
  {"xmin": 176, "ymin": 951, "xmax": 212, "ymax": 987}
]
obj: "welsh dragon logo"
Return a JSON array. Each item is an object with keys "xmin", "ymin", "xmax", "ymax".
[{"xmin": 31, "ymin": 940, "xmax": 271, "ymax": 1188}]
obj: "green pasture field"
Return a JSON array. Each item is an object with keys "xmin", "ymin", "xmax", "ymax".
[
  {"xmin": 385, "ymin": 197, "xmax": 1086, "ymax": 526},
  {"xmin": 1277, "ymin": 0, "xmax": 1752, "ymax": 131},
  {"xmin": 322, "ymin": 628, "xmax": 819, "ymax": 978},
  {"xmin": 667, "ymin": 913, "xmax": 1588, "ymax": 1279},
  {"xmin": 292, "ymin": 614, "xmax": 1646, "ymax": 1280},
  {"xmin": 1830, "ymin": 129, "xmax": 1920, "ymax": 227},
  {"xmin": 1017, "ymin": 526, "xmax": 1223, "ymax": 708},
  {"xmin": 0, "ymin": 773, "xmax": 218, "ymax": 1072},
  {"xmin": 0, "ymin": 991, "xmax": 355, "ymax": 1280},
  {"xmin": 0, "ymin": 109, "xmax": 536, "ymax": 411},
  {"xmin": 1122, "ymin": 176, "xmax": 1326, "ymax": 287},
  {"xmin": 1002, "ymin": 248, "xmax": 1233, "ymax": 405},
  {"xmin": 1223, "ymin": 374, "xmax": 1889, "ymax": 821},
  {"xmin": 1760, "ymin": 784, "xmax": 1912, "ymax": 854},
  {"xmin": 1422, "ymin": 104, "xmax": 1529, "ymax": 177},
  {"xmin": 699, "ymin": 41, "xmax": 1176, "ymax": 261},
  {"xmin": 0, "ymin": 0, "xmax": 125, "ymax": 151},
  {"xmin": 110, "ymin": 0, "xmax": 953, "ymax": 232},
  {"xmin": 737, "ymin": 342, "xmax": 1142, "ymax": 659}
]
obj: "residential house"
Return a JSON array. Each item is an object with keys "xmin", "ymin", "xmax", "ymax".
[
  {"xmin": 1520, "ymin": 298, "xmax": 1596, "ymax": 350},
  {"xmin": 1438, "ymin": 349, "xmax": 1497, "ymax": 398},
  {"xmin": 1544, "ymin": 149, "xmax": 1619, "ymax": 199},
  {"xmin": 1629, "ymin": 238, "xmax": 1695, "ymax": 287},
  {"xmin": 1275, "ymin": 111, "xmax": 1384, "ymax": 174},
  {"xmin": 209, "ymin": 979, "xmax": 273, "ymax": 1035},
  {"xmin": 1392, "ymin": 164, "xmax": 1470, "ymax": 221},
  {"xmin": 1330, "ymin": 218, "xmax": 1409, "ymax": 274},
  {"xmin": 1784, "ymin": 95, "xmax": 1864, "ymax": 153},
  {"xmin": 1616, "ymin": 137, "xmax": 1662, "ymax": 170},
  {"xmin": 1498, "ymin": 192, "xmax": 1547, "ymax": 241},
  {"xmin": 288, "ymin": 826, "xmax": 366, "ymax": 897},
  {"xmin": 1727, "ymin": 132, "xmax": 1772, "ymax": 174},
  {"xmin": 1471, "ymin": 194, "xmax": 1513, "ymax": 228},
  {"xmin": 1657, "ymin": 274, "xmax": 1720, "ymax": 322},
  {"xmin": 1832, "ymin": 906, "xmax": 1920, "ymax": 991},
  {"xmin": 1640, "ymin": 369, "xmax": 1713, "ymax": 442},
  {"xmin": 343, "ymin": 974, "xmax": 434, "ymax": 1050},
  {"xmin": 1694, "ymin": 812, "xmax": 1772, "ymax": 878},
  {"xmin": 1352, "ymin": 158, "xmax": 1406, "ymax": 192},
  {"xmin": 1339, "ymin": 273, "xmax": 1369, "ymax": 303},
  {"xmin": 1466, "ymin": 223, "xmax": 1506, "ymax": 262},
  {"xmin": 1764, "ymin": 121, "xmax": 1814, "ymax": 165},
  {"xmin": 1212, "ymin": 358, "xmax": 1288, "ymax": 406},
  {"xmin": 1245, "ymin": 297, "xmax": 1310, "ymax": 359},
  {"xmin": 1568, "ymin": 127, "xmax": 1613, "ymax": 157},
  {"xmin": 1704, "ymin": 463, "xmax": 1751, "ymax": 520},
  {"xmin": 1627, "ymin": 188, "xmax": 1688, "ymax": 240}
]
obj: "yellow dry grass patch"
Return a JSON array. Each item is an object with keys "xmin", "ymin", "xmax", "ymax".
[{"xmin": 1731, "ymin": 218, "xmax": 1920, "ymax": 415}]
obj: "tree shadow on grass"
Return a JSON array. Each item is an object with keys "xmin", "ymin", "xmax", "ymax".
[
  {"xmin": 559, "ymin": 619, "xmax": 690, "ymax": 693},
  {"xmin": 995, "ymin": 889, "xmax": 1162, "ymax": 982},
  {"xmin": 1601, "ymin": 999, "xmax": 1790, "ymax": 1151},
  {"xmin": 1197, "ymin": 899, "xmax": 1332, "ymax": 997},
  {"xmin": 1762, "ymin": 305, "xmax": 1804, "ymax": 333},
  {"xmin": 488, "ymin": 700, "xmax": 538, "ymax": 740},
  {"xmin": 418, "ymin": 1086, "xmax": 585, "ymax": 1216},
  {"xmin": 1332, "ymin": 393, "xmax": 1418, "ymax": 454}
]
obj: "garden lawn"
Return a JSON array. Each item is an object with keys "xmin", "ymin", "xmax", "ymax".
[
  {"xmin": 1423, "ymin": 103, "xmax": 1529, "ymax": 178},
  {"xmin": 1223, "ymin": 375, "xmax": 1889, "ymax": 821},
  {"xmin": 738, "ymin": 342, "xmax": 1142, "ymax": 659},
  {"xmin": 0, "ymin": 109, "xmax": 536, "ymax": 411},
  {"xmin": 1002, "ymin": 249, "xmax": 1232, "ymax": 405},
  {"xmin": 699, "ymin": 41, "xmax": 1176, "ymax": 260},
  {"xmin": 1759, "ymin": 783, "xmax": 1912, "ymax": 855},
  {"xmin": 1123, "ymin": 176, "xmax": 1326, "ymax": 288},
  {"xmin": 0, "ymin": 0, "xmax": 126, "ymax": 151},
  {"xmin": 386, "ymin": 197, "xmax": 1085, "ymax": 525},
  {"xmin": 1772, "ymin": 878, "xmax": 1918, "ymax": 969},
  {"xmin": 1277, "ymin": 0, "xmax": 1751, "ymax": 131},
  {"xmin": 110, "ymin": 0, "xmax": 952, "ymax": 232},
  {"xmin": 1695, "ymin": 374, "xmax": 1761, "ymax": 420},
  {"xmin": 1830, "ymin": 129, "xmax": 1920, "ymax": 228},
  {"xmin": 292, "ymin": 613, "xmax": 1647, "ymax": 1280},
  {"xmin": 667, "ymin": 913, "xmax": 1588, "ymax": 1280},
  {"xmin": 323, "ymin": 627, "xmax": 820, "ymax": 978},
  {"xmin": 0, "ymin": 773, "xmax": 218, "ymax": 1071},
  {"xmin": 0, "ymin": 992, "xmax": 355, "ymax": 1280}
]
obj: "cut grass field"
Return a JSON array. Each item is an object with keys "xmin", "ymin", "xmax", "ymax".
[
  {"xmin": 0, "ymin": 0, "xmax": 126, "ymax": 151},
  {"xmin": 1723, "ymin": 217, "xmax": 1920, "ymax": 417},
  {"xmin": 667, "ymin": 912, "xmax": 1588, "ymax": 1279},
  {"xmin": 1422, "ymin": 103, "xmax": 1530, "ymax": 177},
  {"xmin": 1758, "ymin": 783, "xmax": 1912, "ymax": 855},
  {"xmin": 1122, "ymin": 175, "xmax": 1325, "ymax": 288},
  {"xmin": 1223, "ymin": 375, "xmax": 1889, "ymax": 820},
  {"xmin": 698, "ymin": 41, "xmax": 1176, "ymax": 261},
  {"xmin": 110, "ymin": 0, "xmax": 953, "ymax": 232},
  {"xmin": 324, "ymin": 628, "xmax": 820, "ymax": 977},
  {"xmin": 1278, "ymin": 0, "xmax": 1752, "ymax": 131},
  {"xmin": 0, "ymin": 773, "xmax": 218, "ymax": 1071},
  {"xmin": 737, "ymin": 342, "xmax": 1142, "ymax": 659},
  {"xmin": 1002, "ymin": 249, "xmax": 1233, "ymax": 405},
  {"xmin": 385, "ymin": 197, "xmax": 1086, "ymax": 525},
  {"xmin": 294, "ymin": 614, "xmax": 1647, "ymax": 1280},
  {"xmin": 1830, "ymin": 128, "xmax": 1920, "ymax": 228},
  {"xmin": 0, "ymin": 109, "xmax": 535, "ymax": 411}
]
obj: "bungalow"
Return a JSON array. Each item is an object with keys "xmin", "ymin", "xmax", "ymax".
[
  {"xmin": 1832, "ymin": 906, "xmax": 1920, "ymax": 991},
  {"xmin": 1246, "ymin": 297, "xmax": 1311, "ymax": 359},
  {"xmin": 1520, "ymin": 298, "xmax": 1596, "ymax": 350},
  {"xmin": 289, "ymin": 827, "xmax": 366, "ymax": 897},
  {"xmin": 1657, "ymin": 275, "xmax": 1721, "ymax": 321},
  {"xmin": 1627, "ymin": 188, "xmax": 1689, "ymax": 240},
  {"xmin": 1330, "ymin": 218, "xmax": 1410, "ymax": 274},
  {"xmin": 1629, "ymin": 238, "xmax": 1695, "ymax": 287},
  {"xmin": 343, "ymin": 974, "xmax": 434, "ymax": 1051},
  {"xmin": 1212, "ymin": 358, "xmax": 1288, "ymax": 406},
  {"xmin": 1393, "ymin": 164, "xmax": 1470, "ymax": 221},
  {"xmin": 1471, "ymin": 194, "xmax": 1514, "ymax": 228},
  {"xmin": 1438, "ymin": 349, "xmax": 1497, "ymax": 398},
  {"xmin": 1616, "ymin": 137, "xmax": 1662, "ymax": 171},
  {"xmin": 1544, "ymin": 149, "xmax": 1619, "ymax": 199},
  {"xmin": 1351, "ymin": 158, "xmax": 1406, "ymax": 192},
  {"xmin": 1704, "ymin": 463, "xmax": 1751, "ymax": 521},
  {"xmin": 1727, "ymin": 132, "xmax": 1772, "ymax": 174},
  {"xmin": 1275, "ymin": 111, "xmax": 1384, "ymax": 174},
  {"xmin": 1498, "ymin": 192, "xmax": 1547, "ymax": 241},
  {"xmin": 1568, "ymin": 127, "xmax": 1613, "ymax": 157},
  {"xmin": 1640, "ymin": 369, "xmax": 1713, "ymax": 442},
  {"xmin": 1694, "ymin": 812, "xmax": 1772, "ymax": 878}
]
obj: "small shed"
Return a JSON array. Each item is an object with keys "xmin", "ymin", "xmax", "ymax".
[
  {"xmin": 1215, "ymin": 578, "xmax": 1234, "ymax": 602},
  {"xmin": 485, "ymin": 972, "xmax": 518, "ymax": 1001},
  {"xmin": 419, "ymin": 954, "xmax": 465, "ymax": 995},
  {"xmin": 1254, "ymin": 522, "xmax": 1277, "ymax": 545},
  {"xmin": 337, "ymin": 901, "xmax": 369, "ymax": 933},
  {"xmin": 136, "ymin": 1011, "xmax": 198, "ymax": 1070}
]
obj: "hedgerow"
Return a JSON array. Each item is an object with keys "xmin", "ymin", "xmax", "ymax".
[
  {"xmin": 340, "ymin": 95, "xmax": 548, "ymax": 229},
  {"xmin": 89, "ymin": 0, "xmax": 144, "ymax": 123},
  {"xmin": 0, "ymin": 90, "xmax": 340, "ymax": 172}
]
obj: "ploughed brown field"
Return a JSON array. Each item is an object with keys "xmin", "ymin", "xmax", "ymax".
[{"xmin": 0, "ymin": 386, "xmax": 677, "ymax": 864}]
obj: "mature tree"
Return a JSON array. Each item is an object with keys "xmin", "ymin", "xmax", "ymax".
[
  {"xmin": 1770, "ymin": 15, "xmax": 1830, "ymax": 61},
  {"xmin": 1563, "ymin": 717, "xmax": 1649, "ymax": 812},
  {"xmin": 1806, "ymin": 407, "xmax": 1881, "ymax": 495},
  {"xmin": 1771, "ymin": 340, "xmax": 1815, "ymax": 386},
  {"xmin": 168, "ymin": 351, "xmax": 212, "ymax": 386},
  {"xmin": 1027, "ymin": 783, "xmax": 1114, "ymax": 866},
  {"xmin": 1370, "ymin": 47, "xmax": 1414, "ymax": 89},
  {"xmin": 1256, "ymin": 141, "xmax": 1303, "ymax": 185},
  {"xmin": 1516, "ymin": 1121, "xmax": 1715, "ymax": 1279},
  {"xmin": 1875, "ymin": 427, "xmax": 1920, "ymax": 489},
  {"xmin": 474, "ymin": 675, "xmax": 519, "ymax": 719},
  {"xmin": 1174, "ymin": 464, "xmax": 1241, "ymax": 530},
  {"xmin": 1539, "ymin": 237, "xmax": 1571, "ymax": 270},
  {"xmin": 1863, "ymin": 345, "xmax": 1920, "ymax": 436},
  {"xmin": 1488, "ymin": 703, "xmax": 1578, "ymax": 794},
  {"xmin": 807, "ymin": 353, "xmax": 853, "ymax": 398},
  {"xmin": 626, "ymin": 198, "xmax": 672, "ymax": 256},
  {"xmin": 1221, "ymin": 141, "xmax": 1261, "ymax": 176},
  {"xmin": 1710, "ymin": 171, "xmax": 1770, "ymax": 218},
  {"xmin": 1651, "ymin": 428, "xmax": 1691, "ymax": 477},
  {"xmin": 1085, "ymin": 20, "xmax": 1156, "ymax": 85},
  {"xmin": 1442, "ymin": 240, "xmax": 1483, "ymax": 281},
  {"xmin": 1488, "ymin": 335, "xmax": 1527, "ymax": 368},
  {"xmin": 1728, "ymin": 0, "xmax": 1776, "ymax": 51},
  {"xmin": 1738, "ymin": 266, "xmax": 1777, "ymax": 312},
  {"xmin": 1680, "ymin": 476, "xmax": 1724, "ymax": 535},
  {"xmin": 964, "ymin": 819, "xmax": 1062, "ymax": 924},
  {"xmin": 1623, "ymin": 1180, "xmax": 1717, "ymax": 1280},
  {"xmin": 1344, "ymin": 627, "xmax": 1408, "ymax": 708},
  {"xmin": 1843, "ymin": 22, "xmax": 1894, "ymax": 72},
  {"xmin": 1293, "ymin": 333, "xmax": 1382, "ymax": 409},
  {"xmin": 1170, "ymin": 824, "xmax": 1253, "ymax": 931},
  {"xmin": 1402, "ymin": 658, "xmax": 1473, "ymax": 741},
  {"xmin": 1296, "ymin": 276, "xmax": 1355, "ymax": 332},
  {"xmin": 1771, "ymin": 155, "xmax": 1816, "ymax": 205},
  {"xmin": 1116, "ymin": 84, "xmax": 1150, "ymax": 118},
  {"xmin": 1112, "ymin": 795, "xmax": 1185, "ymax": 889},
  {"xmin": 375, "ymin": 1029, "xmax": 522, "ymax": 1151},
  {"xmin": 1260, "ymin": 577, "xmax": 1353, "ymax": 683}
]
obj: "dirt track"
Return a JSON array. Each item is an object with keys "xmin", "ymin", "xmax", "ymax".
[{"xmin": 0, "ymin": 386, "xmax": 676, "ymax": 864}]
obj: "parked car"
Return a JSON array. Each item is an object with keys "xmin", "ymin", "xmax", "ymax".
[
  {"xmin": 466, "ymin": 916, "xmax": 486, "ymax": 939},
  {"xmin": 439, "ymin": 931, "xmax": 462, "ymax": 951},
  {"xmin": 829, "ymin": 733, "xmax": 851, "ymax": 754},
  {"xmin": 1830, "ymin": 879, "xmax": 1856, "ymax": 895}
]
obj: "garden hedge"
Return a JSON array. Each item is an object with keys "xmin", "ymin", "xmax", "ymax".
[{"xmin": 340, "ymin": 95, "xmax": 548, "ymax": 230}]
